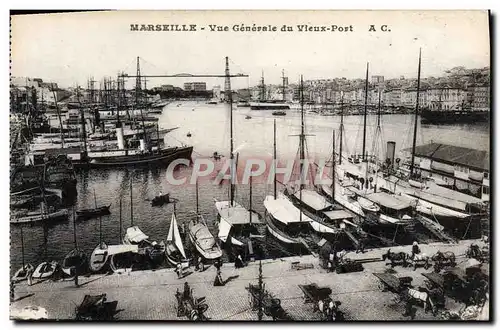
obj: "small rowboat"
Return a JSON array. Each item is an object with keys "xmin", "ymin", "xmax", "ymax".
[
  {"xmin": 32, "ymin": 261, "xmax": 59, "ymax": 279},
  {"xmin": 11, "ymin": 264, "xmax": 34, "ymax": 282},
  {"xmin": 76, "ymin": 205, "xmax": 111, "ymax": 220},
  {"xmin": 151, "ymin": 194, "xmax": 170, "ymax": 207},
  {"xmin": 62, "ymin": 248, "xmax": 88, "ymax": 276}
]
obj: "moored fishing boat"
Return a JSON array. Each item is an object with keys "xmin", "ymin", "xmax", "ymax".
[
  {"xmin": 76, "ymin": 205, "xmax": 111, "ymax": 220},
  {"xmin": 62, "ymin": 248, "xmax": 88, "ymax": 276},
  {"xmin": 165, "ymin": 212, "xmax": 189, "ymax": 267},
  {"xmin": 10, "ymin": 208, "xmax": 68, "ymax": 224},
  {"xmin": 32, "ymin": 261, "xmax": 59, "ymax": 279},
  {"xmin": 12, "ymin": 264, "xmax": 34, "ymax": 283},
  {"xmin": 188, "ymin": 215, "xmax": 222, "ymax": 260}
]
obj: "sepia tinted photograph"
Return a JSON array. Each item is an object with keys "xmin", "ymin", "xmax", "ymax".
[{"xmin": 9, "ymin": 10, "xmax": 490, "ymax": 321}]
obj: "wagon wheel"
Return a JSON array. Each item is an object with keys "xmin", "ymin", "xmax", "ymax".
[
  {"xmin": 392, "ymin": 294, "xmax": 402, "ymax": 304},
  {"xmin": 378, "ymin": 281, "xmax": 389, "ymax": 292}
]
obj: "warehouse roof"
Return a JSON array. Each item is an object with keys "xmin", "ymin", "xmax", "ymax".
[{"xmin": 404, "ymin": 143, "xmax": 489, "ymax": 172}]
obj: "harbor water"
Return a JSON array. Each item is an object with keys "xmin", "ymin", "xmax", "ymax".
[{"xmin": 10, "ymin": 101, "xmax": 490, "ymax": 272}]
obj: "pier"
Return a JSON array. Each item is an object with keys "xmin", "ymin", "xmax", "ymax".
[{"xmin": 10, "ymin": 239, "xmax": 488, "ymax": 321}]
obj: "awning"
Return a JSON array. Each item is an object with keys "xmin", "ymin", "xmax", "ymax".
[
  {"xmin": 263, "ymin": 194, "xmax": 312, "ymax": 224},
  {"xmin": 323, "ymin": 210, "xmax": 354, "ymax": 220},
  {"xmin": 215, "ymin": 200, "xmax": 261, "ymax": 225},
  {"xmin": 292, "ymin": 189, "xmax": 332, "ymax": 211},
  {"xmin": 125, "ymin": 226, "xmax": 149, "ymax": 243},
  {"xmin": 365, "ymin": 192, "xmax": 411, "ymax": 210}
]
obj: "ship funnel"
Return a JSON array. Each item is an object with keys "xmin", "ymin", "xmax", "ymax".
[
  {"xmin": 116, "ymin": 126, "xmax": 125, "ymax": 150},
  {"xmin": 386, "ymin": 141, "xmax": 396, "ymax": 168},
  {"xmin": 139, "ymin": 139, "xmax": 146, "ymax": 152}
]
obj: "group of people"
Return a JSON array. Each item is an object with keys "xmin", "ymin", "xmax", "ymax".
[{"xmin": 175, "ymin": 253, "xmax": 247, "ymax": 286}]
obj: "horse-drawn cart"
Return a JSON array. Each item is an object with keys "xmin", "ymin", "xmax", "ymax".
[
  {"xmin": 374, "ymin": 273, "xmax": 439, "ymax": 314},
  {"xmin": 373, "ymin": 273, "xmax": 413, "ymax": 293},
  {"xmin": 246, "ymin": 283, "xmax": 292, "ymax": 320},
  {"xmin": 423, "ymin": 266, "xmax": 488, "ymax": 307},
  {"xmin": 298, "ymin": 283, "xmax": 343, "ymax": 321},
  {"xmin": 175, "ymin": 283, "xmax": 209, "ymax": 321}
]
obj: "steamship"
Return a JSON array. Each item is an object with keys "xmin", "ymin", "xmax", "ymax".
[
  {"xmin": 84, "ymin": 125, "xmax": 193, "ymax": 168},
  {"xmin": 250, "ymin": 71, "xmax": 290, "ymax": 111}
]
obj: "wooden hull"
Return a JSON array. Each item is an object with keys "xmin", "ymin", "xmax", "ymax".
[
  {"xmin": 265, "ymin": 213, "xmax": 301, "ymax": 245},
  {"xmin": 10, "ymin": 209, "xmax": 68, "ymax": 224},
  {"xmin": 89, "ymin": 243, "xmax": 109, "ymax": 273},
  {"xmin": 77, "ymin": 205, "xmax": 111, "ymax": 220},
  {"xmin": 32, "ymin": 261, "xmax": 58, "ymax": 279},
  {"xmin": 11, "ymin": 264, "xmax": 34, "ymax": 282},
  {"xmin": 188, "ymin": 221, "xmax": 223, "ymax": 260},
  {"xmin": 84, "ymin": 146, "xmax": 193, "ymax": 168},
  {"xmin": 62, "ymin": 248, "xmax": 88, "ymax": 276}
]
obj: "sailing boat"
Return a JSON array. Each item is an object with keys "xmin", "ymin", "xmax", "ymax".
[
  {"xmin": 11, "ymin": 227, "xmax": 34, "ymax": 282},
  {"xmin": 62, "ymin": 207, "xmax": 88, "ymax": 276},
  {"xmin": 215, "ymin": 57, "xmax": 261, "ymax": 246},
  {"xmin": 263, "ymin": 119, "xmax": 311, "ymax": 246},
  {"xmin": 281, "ymin": 77, "xmax": 347, "ymax": 236},
  {"xmin": 189, "ymin": 180, "xmax": 223, "ymax": 260},
  {"xmin": 122, "ymin": 179, "xmax": 165, "ymax": 264},
  {"xmin": 109, "ymin": 197, "xmax": 141, "ymax": 274},
  {"xmin": 89, "ymin": 194, "xmax": 109, "ymax": 273},
  {"xmin": 165, "ymin": 206, "xmax": 190, "ymax": 267}
]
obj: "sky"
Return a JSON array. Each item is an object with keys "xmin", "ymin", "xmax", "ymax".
[{"xmin": 10, "ymin": 10, "xmax": 490, "ymax": 89}]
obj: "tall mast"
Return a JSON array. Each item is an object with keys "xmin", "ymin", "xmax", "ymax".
[
  {"xmin": 362, "ymin": 62, "xmax": 369, "ymax": 161},
  {"xmin": 273, "ymin": 119, "xmax": 277, "ymax": 200},
  {"xmin": 249, "ymin": 175, "xmax": 253, "ymax": 225},
  {"xmin": 260, "ymin": 71, "xmax": 265, "ymax": 102},
  {"xmin": 410, "ymin": 48, "xmax": 422, "ymax": 177},
  {"xmin": 72, "ymin": 206, "xmax": 77, "ymax": 249},
  {"xmin": 225, "ymin": 56, "xmax": 235, "ymax": 206},
  {"xmin": 20, "ymin": 227, "xmax": 25, "ymax": 269},
  {"xmin": 195, "ymin": 179, "xmax": 199, "ymax": 214},
  {"xmin": 331, "ymin": 130, "xmax": 336, "ymax": 203},
  {"xmin": 116, "ymin": 74, "xmax": 122, "ymax": 126},
  {"xmin": 130, "ymin": 177, "xmax": 133, "ymax": 226},
  {"xmin": 51, "ymin": 83, "xmax": 65, "ymax": 148},
  {"xmin": 119, "ymin": 197, "xmax": 122, "ymax": 244},
  {"xmin": 282, "ymin": 69, "xmax": 286, "ymax": 102},
  {"xmin": 78, "ymin": 87, "xmax": 87, "ymax": 156},
  {"xmin": 136, "ymin": 57, "xmax": 148, "ymax": 148},
  {"xmin": 339, "ymin": 94, "xmax": 344, "ymax": 165},
  {"xmin": 377, "ymin": 89, "xmax": 382, "ymax": 128},
  {"xmin": 299, "ymin": 75, "xmax": 305, "ymax": 191}
]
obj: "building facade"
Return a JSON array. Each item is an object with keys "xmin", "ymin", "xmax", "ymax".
[{"xmin": 184, "ymin": 82, "xmax": 207, "ymax": 92}]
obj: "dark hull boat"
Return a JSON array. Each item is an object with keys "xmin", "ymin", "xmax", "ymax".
[
  {"xmin": 151, "ymin": 194, "xmax": 170, "ymax": 207},
  {"xmin": 62, "ymin": 248, "xmax": 88, "ymax": 276},
  {"xmin": 85, "ymin": 146, "xmax": 193, "ymax": 168},
  {"xmin": 76, "ymin": 205, "xmax": 111, "ymax": 220},
  {"xmin": 420, "ymin": 109, "xmax": 489, "ymax": 125}
]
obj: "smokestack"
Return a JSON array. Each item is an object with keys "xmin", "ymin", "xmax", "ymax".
[
  {"xmin": 116, "ymin": 126, "xmax": 125, "ymax": 149},
  {"xmin": 386, "ymin": 141, "xmax": 396, "ymax": 167}
]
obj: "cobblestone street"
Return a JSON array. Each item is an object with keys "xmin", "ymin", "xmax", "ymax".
[{"xmin": 10, "ymin": 239, "xmax": 489, "ymax": 321}]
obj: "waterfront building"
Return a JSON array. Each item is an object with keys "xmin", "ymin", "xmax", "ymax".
[{"xmin": 184, "ymin": 82, "xmax": 207, "ymax": 92}]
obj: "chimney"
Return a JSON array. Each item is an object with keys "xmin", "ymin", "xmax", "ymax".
[{"xmin": 386, "ymin": 141, "xmax": 396, "ymax": 167}]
